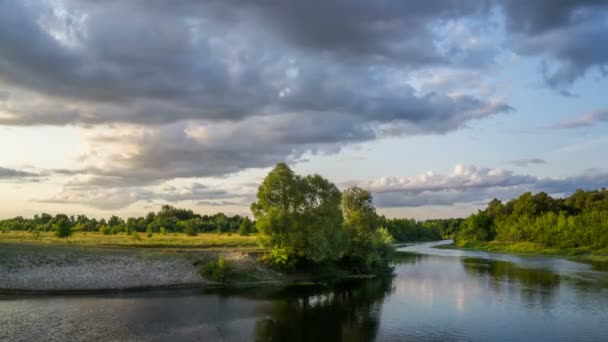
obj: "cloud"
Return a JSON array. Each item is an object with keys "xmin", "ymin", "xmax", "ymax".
[
  {"xmin": 0, "ymin": 0, "xmax": 606, "ymax": 192},
  {"xmin": 33, "ymin": 182, "xmax": 245, "ymax": 210},
  {"xmin": 508, "ymin": 158, "xmax": 547, "ymax": 167},
  {"xmin": 552, "ymin": 109, "xmax": 608, "ymax": 128},
  {"xmin": 351, "ymin": 164, "xmax": 608, "ymax": 207},
  {"xmin": 0, "ymin": 167, "xmax": 41, "ymax": 181},
  {"xmin": 195, "ymin": 200, "xmax": 245, "ymax": 207},
  {"xmin": 502, "ymin": 0, "xmax": 608, "ymax": 91}
]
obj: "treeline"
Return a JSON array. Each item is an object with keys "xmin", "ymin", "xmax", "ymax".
[
  {"xmin": 0, "ymin": 205, "xmax": 256, "ymax": 237},
  {"xmin": 455, "ymin": 188, "xmax": 608, "ymax": 249},
  {"xmin": 379, "ymin": 217, "xmax": 462, "ymax": 242}
]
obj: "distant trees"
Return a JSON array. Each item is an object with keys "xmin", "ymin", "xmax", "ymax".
[
  {"xmin": 454, "ymin": 188, "xmax": 608, "ymax": 249},
  {"xmin": 0, "ymin": 205, "xmax": 257, "ymax": 237},
  {"xmin": 251, "ymin": 163, "xmax": 393, "ymax": 272}
]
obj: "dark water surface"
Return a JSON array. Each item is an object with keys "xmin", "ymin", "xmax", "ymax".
[{"xmin": 1, "ymin": 241, "xmax": 607, "ymax": 341}]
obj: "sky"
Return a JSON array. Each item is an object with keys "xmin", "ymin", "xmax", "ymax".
[{"xmin": 0, "ymin": 0, "xmax": 607, "ymax": 220}]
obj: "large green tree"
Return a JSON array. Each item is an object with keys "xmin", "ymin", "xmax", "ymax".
[
  {"xmin": 251, "ymin": 163, "xmax": 348, "ymax": 265},
  {"xmin": 341, "ymin": 186, "xmax": 393, "ymax": 273}
]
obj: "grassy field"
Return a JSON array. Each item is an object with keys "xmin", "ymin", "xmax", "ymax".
[{"xmin": 0, "ymin": 231, "xmax": 259, "ymax": 250}]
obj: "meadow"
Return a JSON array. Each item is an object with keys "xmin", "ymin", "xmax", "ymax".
[{"xmin": 0, "ymin": 230, "xmax": 259, "ymax": 250}]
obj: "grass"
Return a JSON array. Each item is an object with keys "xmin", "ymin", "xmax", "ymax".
[
  {"xmin": 0, "ymin": 231, "xmax": 259, "ymax": 250},
  {"xmin": 442, "ymin": 240, "xmax": 608, "ymax": 270},
  {"xmin": 453, "ymin": 240, "xmax": 592, "ymax": 256}
]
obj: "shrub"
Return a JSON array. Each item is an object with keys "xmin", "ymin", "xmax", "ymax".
[
  {"xmin": 199, "ymin": 256, "xmax": 233, "ymax": 282},
  {"xmin": 99, "ymin": 225, "xmax": 111, "ymax": 235},
  {"xmin": 53, "ymin": 219, "xmax": 73, "ymax": 238},
  {"xmin": 184, "ymin": 224, "xmax": 198, "ymax": 236},
  {"xmin": 261, "ymin": 246, "xmax": 296, "ymax": 272},
  {"xmin": 146, "ymin": 226, "xmax": 154, "ymax": 238},
  {"xmin": 131, "ymin": 232, "xmax": 141, "ymax": 241},
  {"xmin": 160, "ymin": 227, "xmax": 167, "ymax": 235}
]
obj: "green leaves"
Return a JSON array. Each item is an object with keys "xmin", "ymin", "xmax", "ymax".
[
  {"xmin": 252, "ymin": 163, "xmax": 348, "ymax": 264},
  {"xmin": 251, "ymin": 164, "xmax": 395, "ymax": 272}
]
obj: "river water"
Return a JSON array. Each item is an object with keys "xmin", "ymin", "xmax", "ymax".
[{"xmin": 1, "ymin": 241, "xmax": 607, "ymax": 341}]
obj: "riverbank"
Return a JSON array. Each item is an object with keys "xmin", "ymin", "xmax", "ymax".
[
  {"xmin": 0, "ymin": 241, "xmax": 385, "ymax": 294},
  {"xmin": 437, "ymin": 241, "xmax": 608, "ymax": 269},
  {"xmin": 0, "ymin": 242, "xmax": 287, "ymax": 294}
]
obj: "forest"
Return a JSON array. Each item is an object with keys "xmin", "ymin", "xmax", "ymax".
[{"xmin": 455, "ymin": 188, "xmax": 608, "ymax": 250}]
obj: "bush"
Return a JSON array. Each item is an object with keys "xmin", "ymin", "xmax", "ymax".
[
  {"xmin": 131, "ymin": 232, "xmax": 141, "ymax": 241},
  {"xmin": 146, "ymin": 226, "xmax": 154, "ymax": 238},
  {"xmin": 261, "ymin": 246, "xmax": 296, "ymax": 272},
  {"xmin": 184, "ymin": 225, "xmax": 198, "ymax": 236},
  {"xmin": 199, "ymin": 256, "xmax": 233, "ymax": 282},
  {"xmin": 53, "ymin": 219, "xmax": 73, "ymax": 238},
  {"xmin": 160, "ymin": 227, "xmax": 167, "ymax": 235},
  {"xmin": 99, "ymin": 225, "xmax": 111, "ymax": 235}
]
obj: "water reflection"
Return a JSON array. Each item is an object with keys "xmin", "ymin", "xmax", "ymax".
[
  {"xmin": 2, "ymin": 242, "xmax": 608, "ymax": 341},
  {"xmin": 253, "ymin": 278, "xmax": 392, "ymax": 342},
  {"xmin": 461, "ymin": 257, "xmax": 560, "ymax": 311}
]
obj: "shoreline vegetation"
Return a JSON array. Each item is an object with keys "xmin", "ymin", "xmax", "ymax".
[
  {"xmin": 2, "ymin": 164, "xmax": 607, "ymax": 293},
  {"xmin": 449, "ymin": 188, "xmax": 608, "ymax": 270},
  {"xmin": 435, "ymin": 241, "xmax": 608, "ymax": 269},
  {"xmin": 0, "ymin": 163, "xmax": 447, "ymax": 293}
]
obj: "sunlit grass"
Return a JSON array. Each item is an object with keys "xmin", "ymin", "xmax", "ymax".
[{"xmin": 0, "ymin": 231, "xmax": 259, "ymax": 249}]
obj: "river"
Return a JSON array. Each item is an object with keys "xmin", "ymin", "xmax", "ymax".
[{"xmin": 1, "ymin": 241, "xmax": 607, "ymax": 341}]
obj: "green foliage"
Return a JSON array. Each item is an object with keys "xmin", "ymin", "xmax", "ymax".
[
  {"xmin": 341, "ymin": 187, "xmax": 394, "ymax": 273},
  {"xmin": 146, "ymin": 226, "xmax": 154, "ymax": 238},
  {"xmin": 179, "ymin": 219, "xmax": 200, "ymax": 236},
  {"xmin": 251, "ymin": 164, "xmax": 394, "ymax": 273},
  {"xmin": 456, "ymin": 211, "xmax": 495, "ymax": 242},
  {"xmin": 160, "ymin": 227, "xmax": 167, "ymax": 235},
  {"xmin": 252, "ymin": 163, "xmax": 348, "ymax": 265},
  {"xmin": 99, "ymin": 225, "xmax": 111, "ymax": 235},
  {"xmin": 0, "ymin": 207, "xmax": 255, "ymax": 238},
  {"xmin": 199, "ymin": 256, "xmax": 233, "ymax": 282},
  {"xmin": 238, "ymin": 218, "xmax": 254, "ymax": 236},
  {"xmin": 53, "ymin": 218, "xmax": 73, "ymax": 238},
  {"xmin": 454, "ymin": 188, "xmax": 608, "ymax": 250},
  {"xmin": 379, "ymin": 217, "xmax": 443, "ymax": 242}
]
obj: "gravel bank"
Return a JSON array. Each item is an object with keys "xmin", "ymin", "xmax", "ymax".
[{"xmin": 0, "ymin": 244, "xmax": 204, "ymax": 291}]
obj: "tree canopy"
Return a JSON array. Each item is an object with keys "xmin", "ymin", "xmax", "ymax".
[
  {"xmin": 251, "ymin": 163, "xmax": 393, "ymax": 272},
  {"xmin": 454, "ymin": 188, "xmax": 608, "ymax": 249}
]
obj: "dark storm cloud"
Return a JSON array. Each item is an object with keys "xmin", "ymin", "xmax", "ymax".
[
  {"xmin": 0, "ymin": 0, "xmax": 606, "ymax": 186},
  {"xmin": 501, "ymin": 0, "xmax": 608, "ymax": 90},
  {"xmin": 0, "ymin": 0, "xmax": 503, "ymax": 127}
]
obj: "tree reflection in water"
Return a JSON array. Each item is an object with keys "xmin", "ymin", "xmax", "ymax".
[
  {"xmin": 461, "ymin": 257, "xmax": 560, "ymax": 310},
  {"xmin": 253, "ymin": 277, "xmax": 393, "ymax": 342}
]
